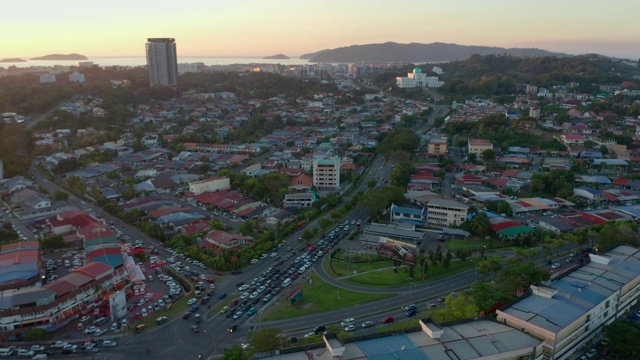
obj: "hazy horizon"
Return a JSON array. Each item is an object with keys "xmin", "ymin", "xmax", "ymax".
[{"xmin": 4, "ymin": 0, "xmax": 640, "ymax": 60}]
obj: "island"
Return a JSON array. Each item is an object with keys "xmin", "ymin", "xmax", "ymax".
[
  {"xmin": 263, "ymin": 54, "xmax": 290, "ymax": 60},
  {"xmin": 0, "ymin": 58, "xmax": 27, "ymax": 63},
  {"xmin": 30, "ymin": 53, "xmax": 88, "ymax": 61}
]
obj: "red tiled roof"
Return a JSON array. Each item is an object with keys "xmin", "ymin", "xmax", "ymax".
[{"xmin": 73, "ymin": 262, "xmax": 113, "ymax": 279}]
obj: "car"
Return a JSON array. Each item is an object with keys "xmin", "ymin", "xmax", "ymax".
[
  {"xmin": 260, "ymin": 253, "xmax": 268, "ymax": 260},
  {"xmin": 84, "ymin": 326, "xmax": 98, "ymax": 334},
  {"xmin": 304, "ymin": 332, "xmax": 316, "ymax": 338},
  {"xmin": 30, "ymin": 345, "xmax": 45, "ymax": 352},
  {"xmin": 382, "ymin": 316, "xmax": 394, "ymax": 323},
  {"xmin": 344, "ymin": 324, "xmax": 356, "ymax": 332},
  {"xmin": 187, "ymin": 298, "xmax": 197, "ymax": 306},
  {"xmin": 240, "ymin": 292, "xmax": 249, "ymax": 300},
  {"xmin": 578, "ymin": 356, "xmax": 587, "ymax": 360},
  {"xmin": 249, "ymin": 291, "xmax": 259, "ymax": 299},
  {"xmin": 262, "ymin": 294, "xmax": 272, "ymax": 303},
  {"xmin": 182, "ymin": 312, "xmax": 191, "ymax": 320},
  {"xmin": 247, "ymin": 307, "xmax": 257, "ymax": 316},
  {"xmin": 191, "ymin": 305, "xmax": 200, "ymax": 313},
  {"xmin": 586, "ymin": 348, "xmax": 597, "ymax": 358},
  {"xmin": 340, "ymin": 318, "xmax": 355, "ymax": 327},
  {"xmin": 110, "ymin": 322, "xmax": 118, "ymax": 330},
  {"xmin": 218, "ymin": 292, "xmax": 227, "ymax": 299},
  {"xmin": 406, "ymin": 309, "xmax": 417, "ymax": 317},
  {"xmin": 134, "ymin": 324, "xmax": 145, "ymax": 333},
  {"xmin": 404, "ymin": 304, "xmax": 416, "ymax": 311},
  {"xmin": 191, "ymin": 325, "xmax": 200, "ymax": 333},
  {"xmin": 102, "ymin": 340, "xmax": 117, "ymax": 347},
  {"xmin": 361, "ymin": 321, "xmax": 374, "ymax": 328},
  {"xmin": 314, "ymin": 325, "xmax": 326, "ymax": 334},
  {"xmin": 17, "ymin": 349, "xmax": 35, "ymax": 357},
  {"xmin": 156, "ymin": 316, "xmax": 168, "ymax": 325},
  {"xmin": 250, "ymin": 259, "xmax": 259, "ymax": 265},
  {"xmin": 228, "ymin": 324, "xmax": 237, "ymax": 333},
  {"xmin": 121, "ymin": 318, "xmax": 129, "ymax": 327},
  {"xmin": 232, "ymin": 311, "xmax": 243, "ymax": 319},
  {"xmin": 551, "ymin": 263, "xmax": 561, "ymax": 269},
  {"xmin": 239, "ymin": 284, "xmax": 249, "ymax": 291}
]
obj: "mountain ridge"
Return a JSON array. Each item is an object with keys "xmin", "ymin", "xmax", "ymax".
[{"xmin": 300, "ymin": 42, "xmax": 570, "ymax": 63}]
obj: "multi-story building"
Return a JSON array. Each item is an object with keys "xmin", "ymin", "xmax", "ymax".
[
  {"xmin": 188, "ymin": 176, "xmax": 231, "ymax": 196},
  {"xmin": 467, "ymin": 138, "xmax": 494, "ymax": 156},
  {"xmin": 69, "ymin": 72, "xmax": 85, "ymax": 83},
  {"xmin": 426, "ymin": 198, "xmax": 468, "ymax": 229},
  {"xmin": 389, "ymin": 203, "xmax": 427, "ymax": 226},
  {"xmin": 313, "ymin": 156, "xmax": 341, "ymax": 190},
  {"xmin": 496, "ymin": 246, "xmax": 640, "ymax": 360},
  {"xmin": 396, "ymin": 67, "xmax": 444, "ymax": 88},
  {"xmin": 427, "ymin": 135, "xmax": 448, "ymax": 157},
  {"xmin": 39, "ymin": 74, "xmax": 56, "ymax": 83},
  {"xmin": 145, "ymin": 38, "xmax": 179, "ymax": 87}
]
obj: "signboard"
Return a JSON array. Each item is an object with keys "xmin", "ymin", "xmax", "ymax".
[
  {"xmin": 288, "ymin": 287, "xmax": 303, "ymax": 304},
  {"xmin": 109, "ymin": 290, "xmax": 127, "ymax": 322},
  {"xmin": 377, "ymin": 237, "xmax": 417, "ymax": 265}
]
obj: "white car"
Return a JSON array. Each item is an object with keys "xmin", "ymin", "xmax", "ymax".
[
  {"xmin": 232, "ymin": 311, "xmax": 243, "ymax": 319},
  {"xmin": 240, "ymin": 292, "xmax": 250, "ymax": 300},
  {"xmin": 344, "ymin": 324, "xmax": 356, "ymax": 332},
  {"xmin": 551, "ymin": 263, "xmax": 561, "ymax": 269},
  {"xmin": 239, "ymin": 284, "xmax": 250, "ymax": 291},
  {"xmin": 250, "ymin": 259, "xmax": 259, "ymax": 264},
  {"xmin": 30, "ymin": 345, "xmax": 45, "ymax": 352},
  {"xmin": 17, "ymin": 349, "xmax": 35, "ymax": 357},
  {"xmin": 340, "ymin": 318, "xmax": 355, "ymax": 327},
  {"xmin": 249, "ymin": 292, "xmax": 259, "ymax": 299},
  {"xmin": 260, "ymin": 253, "xmax": 268, "ymax": 260},
  {"xmin": 187, "ymin": 298, "xmax": 197, "ymax": 306},
  {"xmin": 102, "ymin": 340, "xmax": 117, "ymax": 347},
  {"xmin": 586, "ymin": 348, "xmax": 597, "ymax": 358}
]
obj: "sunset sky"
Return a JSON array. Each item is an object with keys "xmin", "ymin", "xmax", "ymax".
[{"xmin": 4, "ymin": 0, "xmax": 639, "ymax": 59}]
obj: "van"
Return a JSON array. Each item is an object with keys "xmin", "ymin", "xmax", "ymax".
[
  {"xmin": 94, "ymin": 317, "xmax": 107, "ymax": 326},
  {"xmin": 0, "ymin": 348, "xmax": 13, "ymax": 356},
  {"xmin": 282, "ymin": 278, "xmax": 292, "ymax": 288}
]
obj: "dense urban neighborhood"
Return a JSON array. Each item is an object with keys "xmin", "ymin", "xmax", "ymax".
[{"xmin": 1, "ymin": 52, "xmax": 640, "ymax": 360}]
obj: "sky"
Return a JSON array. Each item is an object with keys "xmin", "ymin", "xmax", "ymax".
[{"xmin": 3, "ymin": 0, "xmax": 640, "ymax": 60}]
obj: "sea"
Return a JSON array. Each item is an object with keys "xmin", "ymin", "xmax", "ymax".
[{"xmin": 1, "ymin": 56, "xmax": 315, "ymax": 68}]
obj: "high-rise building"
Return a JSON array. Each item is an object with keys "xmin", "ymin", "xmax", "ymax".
[
  {"xmin": 145, "ymin": 38, "xmax": 178, "ymax": 87},
  {"xmin": 312, "ymin": 156, "xmax": 341, "ymax": 190}
]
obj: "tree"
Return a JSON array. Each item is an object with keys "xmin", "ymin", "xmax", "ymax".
[
  {"xmin": 443, "ymin": 251, "xmax": 452, "ymax": 269},
  {"xmin": 52, "ymin": 190, "xmax": 69, "ymax": 201},
  {"xmin": 220, "ymin": 344, "xmax": 245, "ymax": 360},
  {"xmin": 603, "ymin": 321, "xmax": 640, "ymax": 359},
  {"xmin": 468, "ymin": 212, "xmax": 490, "ymax": 237},
  {"xmin": 247, "ymin": 327, "xmax": 285, "ymax": 353},
  {"xmin": 40, "ymin": 235, "xmax": 67, "ymax": 250},
  {"xmin": 481, "ymin": 148, "xmax": 496, "ymax": 163},
  {"xmin": 477, "ymin": 256, "xmax": 502, "ymax": 280},
  {"xmin": 597, "ymin": 221, "xmax": 639, "ymax": 251},
  {"xmin": 367, "ymin": 180, "xmax": 377, "ymax": 189},
  {"xmin": 467, "ymin": 152, "xmax": 477, "ymax": 164}
]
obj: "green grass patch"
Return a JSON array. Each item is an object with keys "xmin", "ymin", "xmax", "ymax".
[
  {"xmin": 326, "ymin": 253, "xmax": 393, "ymax": 276},
  {"xmin": 261, "ymin": 273, "xmax": 394, "ymax": 321},
  {"xmin": 445, "ymin": 238, "xmax": 492, "ymax": 252},
  {"xmin": 341, "ymin": 260, "xmax": 476, "ymax": 288}
]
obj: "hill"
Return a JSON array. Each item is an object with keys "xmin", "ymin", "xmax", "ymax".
[
  {"xmin": 263, "ymin": 54, "xmax": 290, "ymax": 60},
  {"xmin": 31, "ymin": 53, "xmax": 88, "ymax": 61},
  {"xmin": 0, "ymin": 58, "xmax": 27, "ymax": 63},
  {"xmin": 300, "ymin": 42, "xmax": 569, "ymax": 63}
]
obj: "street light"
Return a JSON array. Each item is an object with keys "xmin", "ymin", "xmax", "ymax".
[{"xmin": 406, "ymin": 278, "xmax": 413, "ymax": 298}]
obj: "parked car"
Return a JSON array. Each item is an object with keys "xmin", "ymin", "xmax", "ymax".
[
  {"xmin": 102, "ymin": 340, "xmax": 117, "ymax": 347},
  {"xmin": 344, "ymin": 324, "xmax": 356, "ymax": 332}
]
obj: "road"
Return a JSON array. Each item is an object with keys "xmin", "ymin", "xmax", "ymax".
[{"xmin": 28, "ymin": 104, "xmax": 468, "ymax": 359}]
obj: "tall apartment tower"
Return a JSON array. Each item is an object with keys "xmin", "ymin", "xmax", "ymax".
[
  {"xmin": 312, "ymin": 156, "xmax": 341, "ymax": 190},
  {"xmin": 145, "ymin": 38, "xmax": 179, "ymax": 87}
]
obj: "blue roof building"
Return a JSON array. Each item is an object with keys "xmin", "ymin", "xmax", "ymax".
[{"xmin": 390, "ymin": 203, "xmax": 427, "ymax": 226}]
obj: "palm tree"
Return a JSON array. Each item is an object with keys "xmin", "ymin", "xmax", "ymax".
[{"xmin": 469, "ymin": 212, "xmax": 491, "ymax": 237}]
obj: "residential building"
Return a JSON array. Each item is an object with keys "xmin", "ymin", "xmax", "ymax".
[
  {"xmin": 145, "ymin": 38, "xmax": 179, "ymax": 87},
  {"xmin": 39, "ymin": 74, "xmax": 56, "ymax": 83},
  {"xmin": 467, "ymin": 138, "xmax": 494, "ymax": 156},
  {"xmin": 313, "ymin": 156, "xmax": 341, "ymax": 190},
  {"xmin": 426, "ymin": 198, "xmax": 468, "ymax": 229},
  {"xmin": 203, "ymin": 230, "xmax": 252, "ymax": 249},
  {"xmin": 389, "ymin": 203, "xmax": 427, "ymax": 226},
  {"xmin": 427, "ymin": 135, "xmax": 448, "ymax": 157},
  {"xmin": 288, "ymin": 173, "xmax": 313, "ymax": 192},
  {"xmin": 188, "ymin": 176, "xmax": 230, "ymax": 195},
  {"xmin": 496, "ymin": 246, "xmax": 640, "ymax": 360},
  {"xmin": 561, "ymin": 134, "xmax": 585, "ymax": 145},
  {"xmin": 0, "ymin": 241, "xmax": 41, "ymax": 292},
  {"xmin": 69, "ymin": 72, "xmax": 85, "ymax": 83},
  {"xmin": 283, "ymin": 192, "xmax": 317, "ymax": 208}
]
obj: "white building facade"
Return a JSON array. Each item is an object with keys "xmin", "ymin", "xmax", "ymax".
[{"xmin": 313, "ymin": 156, "xmax": 341, "ymax": 190}]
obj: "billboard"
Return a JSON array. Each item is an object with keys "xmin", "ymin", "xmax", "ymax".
[
  {"xmin": 109, "ymin": 290, "xmax": 128, "ymax": 322},
  {"xmin": 377, "ymin": 237, "xmax": 417, "ymax": 265}
]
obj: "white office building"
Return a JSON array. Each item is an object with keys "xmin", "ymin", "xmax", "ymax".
[
  {"xmin": 69, "ymin": 72, "xmax": 85, "ymax": 83},
  {"xmin": 39, "ymin": 74, "xmax": 56, "ymax": 83}
]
